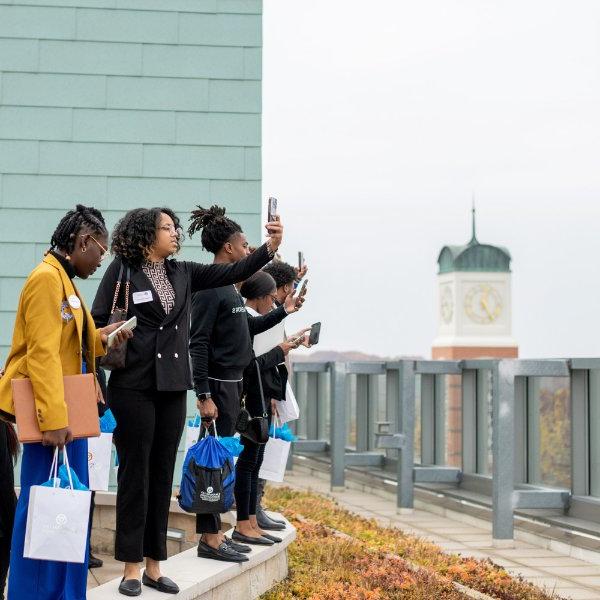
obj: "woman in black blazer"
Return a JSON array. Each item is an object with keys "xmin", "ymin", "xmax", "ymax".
[
  {"xmin": 92, "ymin": 207, "xmax": 282, "ymax": 596},
  {"xmin": 0, "ymin": 417, "xmax": 17, "ymax": 600}
]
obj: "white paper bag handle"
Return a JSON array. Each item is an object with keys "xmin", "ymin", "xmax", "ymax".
[
  {"xmin": 61, "ymin": 447, "xmax": 75, "ymax": 490},
  {"xmin": 200, "ymin": 419, "xmax": 218, "ymax": 439},
  {"xmin": 48, "ymin": 447, "xmax": 60, "ymax": 487}
]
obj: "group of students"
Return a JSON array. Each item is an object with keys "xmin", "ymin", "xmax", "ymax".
[{"xmin": 0, "ymin": 202, "xmax": 309, "ymax": 599}]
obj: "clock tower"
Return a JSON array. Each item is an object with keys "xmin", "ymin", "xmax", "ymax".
[{"xmin": 432, "ymin": 208, "xmax": 518, "ymax": 360}]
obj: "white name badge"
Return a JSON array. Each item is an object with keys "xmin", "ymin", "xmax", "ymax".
[
  {"xmin": 68, "ymin": 294, "xmax": 81, "ymax": 310},
  {"xmin": 133, "ymin": 290, "xmax": 153, "ymax": 305}
]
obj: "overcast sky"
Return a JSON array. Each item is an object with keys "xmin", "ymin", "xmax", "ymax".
[{"xmin": 262, "ymin": 0, "xmax": 600, "ymax": 359}]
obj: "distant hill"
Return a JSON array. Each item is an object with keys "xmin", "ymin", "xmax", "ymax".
[{"xmin": 292, "ymin": 350, "xmax": 423, "ymax": 363}]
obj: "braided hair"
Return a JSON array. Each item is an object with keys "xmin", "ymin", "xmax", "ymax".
[
  {"xmin": 188, "ymin": 205, "xmax": 242, "ymax": 254},
  {"xmin": 49, "ymin": 204, "xmax": 107, "ymax": 254}
]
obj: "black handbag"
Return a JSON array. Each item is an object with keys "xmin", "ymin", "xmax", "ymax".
[
  {"xmin": 235, "ymin": 360, "xmax": 269, "ymax": 444},
  {"xmin": 99, "ymin": 264, "xmax": 130, "ymax": 371}
]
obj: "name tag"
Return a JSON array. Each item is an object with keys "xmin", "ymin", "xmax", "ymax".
[{"xmin": 133, "ymin": 290, "xmax": 153, "ymax": 305}]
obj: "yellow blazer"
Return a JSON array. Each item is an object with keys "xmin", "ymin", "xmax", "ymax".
[{"xmin": 0, "ymin": 254, "xmax": 105, "ymax": 431}]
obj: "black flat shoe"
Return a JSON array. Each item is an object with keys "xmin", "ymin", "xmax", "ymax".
[
  {"xmin": 224, "ymin": 536, "xmax": 251, "ymax": 554},
  {"xmin": 142, "ymin": 571, "xmax": 179, "ymax": 594},
  {"xmin": 260, "ymin": 532, "xmax": 282, "ymax": 543},
  {"xmin": 88, "ymin": 553, "xmax": 104, "ymax": 569},
  {"xmin": 256, "ymin": 512, "xmax": 286, "ymax": 531},
  {"xmin": 257, "ymin": 506, "xmax": 286, "ymax": 526},
  {"xmin": 118, "ymin": 578, "xmax": 141, "ymax": 597},
  {"xmin": 197, "ymin": 540, "xmax": 249, "ymax": 562},
  {"xmin": 232, "ymin": 530, "xmax": 274, "ymax": 546}
]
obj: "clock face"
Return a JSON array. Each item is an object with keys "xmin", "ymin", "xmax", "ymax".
[
  {"xmin": 464, "ymin": 284, "xmax": 502, "ymax": 324},
  {"xmin": 440, "ymin": 286, "xmax": 453, "ymax": 324}
]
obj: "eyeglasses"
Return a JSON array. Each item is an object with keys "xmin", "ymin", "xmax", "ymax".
[
  {"xmin": 158, "ymin": 225, "xmax": 182, "ymax": 236},
  {"xmin": 85, "ymin": 235, "xmax": 108, "ymax": 260}
]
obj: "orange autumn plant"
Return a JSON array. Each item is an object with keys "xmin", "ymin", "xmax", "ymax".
[{"xmin": 263, "ymin": 487, "xmax": 565, "ymax": 600}]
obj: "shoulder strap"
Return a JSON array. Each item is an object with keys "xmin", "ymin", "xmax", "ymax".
[
  {"xmin": 254, "ymin": 359, "xmax": 268, "ymax": 417},
  {"xmin": 110, "ymin": 263, "xmax": 131, "ymax": 315}
]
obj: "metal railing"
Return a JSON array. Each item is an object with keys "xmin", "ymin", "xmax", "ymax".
[{"xmin": 289, "ymin": 358, "xmax": 600, "ymax": 543}]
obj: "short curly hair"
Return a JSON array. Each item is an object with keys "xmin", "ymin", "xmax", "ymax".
[
  {"xmin": 262, "ymin": 261, "xmax": 296, "ymax": 289},
  {"xmin": 111, "ymin": 207, "xmax": 182, "ymax": 267}
]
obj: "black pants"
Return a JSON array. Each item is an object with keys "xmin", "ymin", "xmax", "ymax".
[
  {"xmin": 109, "ymin": 386, "xmax": 187, "ymax": 562},
  {"xmin": 196, "ymin": 379, "xmax": 242, "ymax": 535},
  {"xmin": 234, "ymin": 437, "xmax": 266, "ymax": 521}
]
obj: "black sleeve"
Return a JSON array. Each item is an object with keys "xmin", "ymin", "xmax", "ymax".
[
  {"xmin": 254, "ymin": 346, "xmax": 285, "ymax": 371},
  {"xmin": 247, "ymin": 304, "xmax": 287, "ymax": 336},
  {"xmin": 189, "ymin": 290, "xmax": 220, "ymax": 397},
  {"xmin": 91, "ymin": 258, "xmax": 122, "ymax": 328},
  {"xmin": 184, "ymin": 243, "xmax": 272, "ymax": 294}
]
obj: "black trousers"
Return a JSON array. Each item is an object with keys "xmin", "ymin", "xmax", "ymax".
[
  {"xmin": 196, "ymin": 379, "xmax": 242, "ymax": 535},
  {"xmin": 109, "ymin": 386, "xmax": 187, "ymax": 563},
  {"xmin": 234, "ymin": 437, "xmax": 266, "ymax": 521}
]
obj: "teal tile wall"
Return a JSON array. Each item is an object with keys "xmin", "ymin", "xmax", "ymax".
[{"xmin": 0, "ymin": 0, "xmax": 263, "ymax": 483}]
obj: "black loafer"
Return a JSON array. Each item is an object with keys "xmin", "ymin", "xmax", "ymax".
[
  {"xmin": 232, "ymin": 530, "xmax": 274, "ymax": 546},
  {"xmin": 118, "ymin": 578, "xmax": 141, "ymax": 597},
  {"xmin": 260, "ymin": 532, "xmax": 282, "ymax": 543},
  {"xmin": 224, "ymin": 536, "xmax": 251, "ymax": 554},
  {"xmin": 197, "ymin": 540, "xmax": 249, "ymax": 562},
  {"xmin": 88, "ymin": 553, "xmax": 104, "ymax": 569},
  {"xmin": 256, "ymin": 512, "xmax": 286, "ymax": 531},
  {"xmin": 142, "ymin": 571, "xmax": 179, "ymax": 594},
  {"xmin": 257, "ymin": 506, "xmax": 286, "ymax": 526}
]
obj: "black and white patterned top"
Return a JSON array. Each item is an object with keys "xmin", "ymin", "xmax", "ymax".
[{"xmin": 142, "ymin": 260, "xmax": 175, "ymax": 314}]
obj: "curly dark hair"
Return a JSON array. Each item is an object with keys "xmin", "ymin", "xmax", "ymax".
[
  {"xmin": 111, "ymin": 207, "xmax": 182, "ymax": 267},
  {"xmin": 188, "ymin": 204, "xmax": 242, "ymax": 254},
  {"xmin": 49, "ymin": 204, "xmax": 107, "ymax": 254},
  {"xmin": 262, "ymin": 261, "xmax": 296, "ymax": 289}
]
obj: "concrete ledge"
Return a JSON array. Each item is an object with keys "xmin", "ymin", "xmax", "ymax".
[{"xmin": 88, "ymin": 514, "xmax": 295, "ymax": 600}]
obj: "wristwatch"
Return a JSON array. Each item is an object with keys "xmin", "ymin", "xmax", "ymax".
[{"xmin": 197, "ymin": 393, "xmax": 212, "ymax": 402}]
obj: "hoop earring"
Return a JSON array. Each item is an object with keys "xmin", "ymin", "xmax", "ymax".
[{"xmin": 82, "ymin": 246, "xmax": 87, "ymax": 253}]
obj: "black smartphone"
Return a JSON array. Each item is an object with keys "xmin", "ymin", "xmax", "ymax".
[
  {"xmin": 267, "ymin": 196, "xmax": 278, "ymax": 224},
  {"xmin": 308, "ymin": 322, "xmax": 321, "ymax": 346},
  {"xmin": 298, "ymin": 251, "xmax": 304, "ymax": 270}
]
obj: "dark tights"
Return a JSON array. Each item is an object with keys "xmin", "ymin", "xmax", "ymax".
[{"xmin": 234, "ymin": 437, "xmax": 266, "ymax": 521}]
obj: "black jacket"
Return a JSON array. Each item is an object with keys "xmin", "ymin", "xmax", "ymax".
[
  {"xmin": 0, "ymin": 422, "xmax": 16, "ymax": 544},
  {"xmin": 189, "ymin": 285, "xmax": 287, "ymax": 396},
  {"xmin": 91, "ymin": 244, "xmax": 273, "ymax": 392}
]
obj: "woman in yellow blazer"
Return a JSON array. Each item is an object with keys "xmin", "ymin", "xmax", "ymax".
[{"xmin": 0, "ymin": 205, "xmax": 130, "ymax": 600}]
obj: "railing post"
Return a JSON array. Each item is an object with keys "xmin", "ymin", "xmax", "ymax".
[
  {"xmin": 398, "ymin": 360, "xmax": 415, "ymax": 512},
  {"xmin": 330, "ymin": 361, "xmax": 347, "ymax": 490},
  {"xmin": 462, "ymin": 369, "xmax": 477, "ymax": 474},
  {"xmin": 492, "ymin": 360, "xmax": 516, "ymax": 545},
  {"xmin": 421, "ymin": 374, "xmax": 435, "ymax": 464}
]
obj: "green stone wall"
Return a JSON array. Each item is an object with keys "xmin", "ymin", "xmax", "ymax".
[{"xmin": 0, "ymin": 0, "xmax": 263, "ymax": 364}]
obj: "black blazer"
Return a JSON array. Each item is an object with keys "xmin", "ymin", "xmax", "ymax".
[{"xmin": 92, "ymin": 244, "xmax": 273, "ymax": 392}]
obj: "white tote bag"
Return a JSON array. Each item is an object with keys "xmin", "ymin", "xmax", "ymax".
[
  {"xmin": 259, "ymin": 418, "xmax": 291, "ymax": 483},
  {"xmin": 88, "ymin": 432, "xmax": 113, "ymax": 492},
  {"xmin": 185, "ymin": 425, "xmax": 201, "ymax": 452},
  {"xmin": 275, "ymin": 382, "xmax": 300, "ymax": 424},
  {"xmin": 24, "ymin": 448, "xmax": 92, "ymax": 563}
]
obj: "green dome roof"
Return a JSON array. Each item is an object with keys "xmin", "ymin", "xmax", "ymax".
[{"xmin": 437, "ymin": 208, "xmax": 511, "ymax": 274}]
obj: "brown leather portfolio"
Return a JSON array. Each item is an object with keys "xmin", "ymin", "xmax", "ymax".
[{"xmin": 12, "ymin": 373, "xmax": 100, "ymax": 443}]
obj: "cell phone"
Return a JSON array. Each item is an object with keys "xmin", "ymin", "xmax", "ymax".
[
  {"xmin": 267, "ymin": 197, "xmax": 278, "ymax": 224},
  {"xmin": 308, "ymin": 322, "xmax": 321, "ymax": 346},
  {"xmin": 298, "ymin": 251, "xmax": 304, "ymax": 270},
  {"xmin": 297, "ymin": 278, "xmax": 308, "ymax": 297},
  {"xmin": 107, "ymin": 316, "xmax": 137, "ymax": 348}
]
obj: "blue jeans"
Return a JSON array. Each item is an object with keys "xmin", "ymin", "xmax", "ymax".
[{"xmin": 7, "ymin": 439, "xmax": 89, "ymax": 600}]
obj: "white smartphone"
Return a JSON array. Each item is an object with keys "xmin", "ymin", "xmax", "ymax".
[{"xmin": 107, "ymin": 316, "xmax": 137, "ymax": 348}]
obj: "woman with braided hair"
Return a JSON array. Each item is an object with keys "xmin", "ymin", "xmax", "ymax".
[
  {"xmin": 91, "ymin": 205, "xmax": 284, "ymax": 596},
  {"xmin": 0, "ymin": 205, "xmax": 131, "ymax": 600},
  {"xmin": 188, "ymin": 205, "xmax": 303, "ymax": 562}
]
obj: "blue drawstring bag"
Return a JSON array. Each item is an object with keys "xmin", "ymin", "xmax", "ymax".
[{"xmin": 178, "ymin": 423, "xmax": 235, "ymax": 514}]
